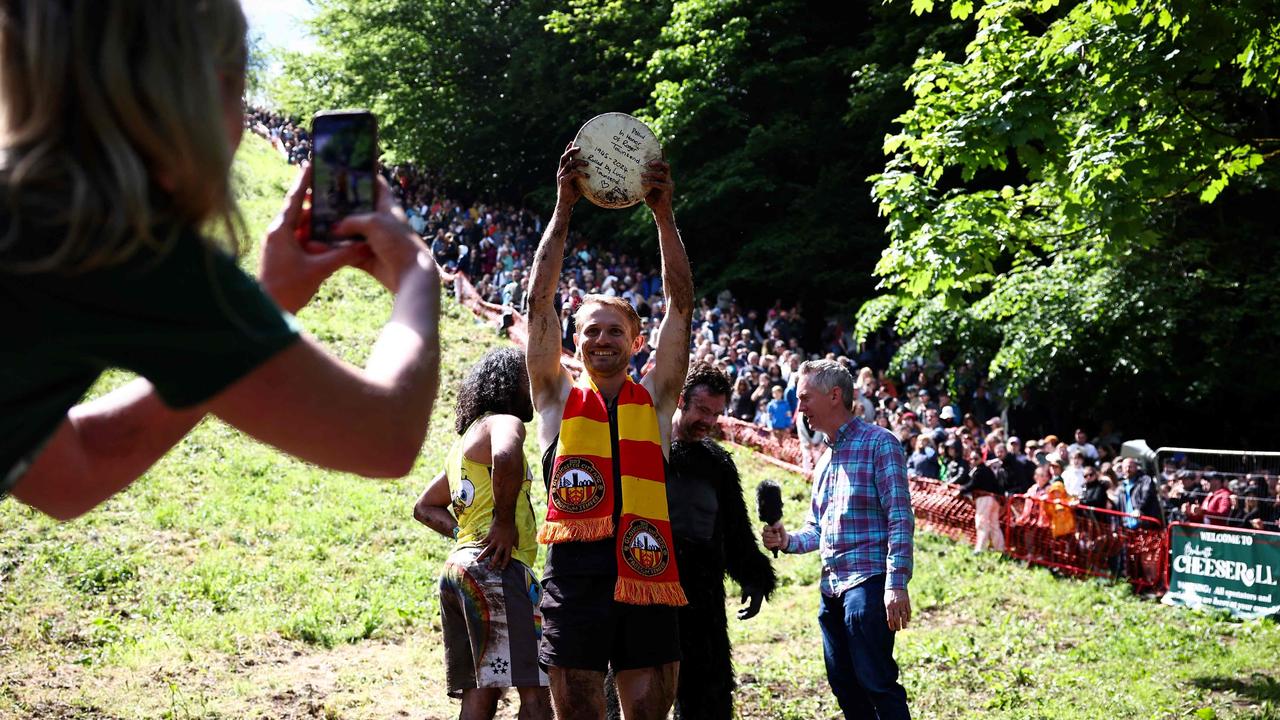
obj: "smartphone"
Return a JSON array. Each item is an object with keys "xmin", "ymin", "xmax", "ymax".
[{"xmin": 310, "ymin": 110, "xmax": 378, "ymax": 243}]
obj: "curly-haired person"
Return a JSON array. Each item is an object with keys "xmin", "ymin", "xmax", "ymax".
[{"xmin": 414, "ymin": 347, "xmax": 551, "ymax": 720}]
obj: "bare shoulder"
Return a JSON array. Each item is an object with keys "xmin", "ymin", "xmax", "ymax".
[
  {"xmin": 459, "ymin": 420, "xmax": 489, "ymax": 464},
  {"xmin": 484, "ymin": 413, "xmax": 528, "ymax": 445},
  {"xmin": 461, "ymin": 414, "xmax": 521, "ymax": 464}
]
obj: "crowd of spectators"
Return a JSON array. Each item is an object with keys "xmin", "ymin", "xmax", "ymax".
[
  {"xmin": 246, "ymin": 107, "xmax": 311, "ymax": 165},
  {"xmin": 246, "ymin": 107, "xmax": 1279, "ymax": 534},
  {"xmin": 1157, "ymin": 464, "xmax": 1279, "ymax": 531}
]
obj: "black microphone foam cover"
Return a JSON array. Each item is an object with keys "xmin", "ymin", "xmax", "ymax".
[{"xmin": 756, "ymin": 479, "xmax": 783, "ymax": 525}]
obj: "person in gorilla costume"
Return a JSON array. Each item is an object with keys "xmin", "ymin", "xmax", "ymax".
[{"xmin": 607, "ymin": 362, "xmax": 777, "ymax": 719}]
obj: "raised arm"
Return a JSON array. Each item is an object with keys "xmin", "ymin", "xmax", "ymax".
[
  {"xmin": 8, "ymin": 289, "xmax": 439, "ymax": 520},
  {"xmin": 639, "ymin": 159, "xmax": 693, "ymax": 421},
  {"xmin": 207, "ymin": 174, "xmax": 442, "ymax": 478},
  {"xmin": 10, "ymin": 284, "xmax": 441, "ymax": 520},
  {"xmin": 527, "ymin": 145, "xmax": 584, "ymax": 447}
]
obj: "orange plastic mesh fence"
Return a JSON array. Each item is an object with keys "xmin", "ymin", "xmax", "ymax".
[
  {"xmin": 1004, "ymin": 495, "xmax": 1168, "ymax": 594},
  {"xmin": 908, "ymin": 479, "xmax": 982, "ymax": 546}
]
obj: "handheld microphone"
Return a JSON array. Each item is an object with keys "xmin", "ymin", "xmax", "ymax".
[{"xmin": 756, "ymin": 480, "xmax": 784, "ymax": 558}]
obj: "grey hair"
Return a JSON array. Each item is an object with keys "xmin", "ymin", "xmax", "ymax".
[{"xmin": 798, "ymin": 359, "xmax": 855, "ymax": 411}]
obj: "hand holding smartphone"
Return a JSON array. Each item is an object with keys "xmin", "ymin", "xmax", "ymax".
[{"xmin": 310, "ymin": 109, "xmax": 378, "ymax": 244}]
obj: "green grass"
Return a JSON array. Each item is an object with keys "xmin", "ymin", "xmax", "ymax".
[
  {"xmin": 727, "ymin": 443, "xmax": 1280, "ymax": 720},
  {"xmin": 2, "ymin": 135, "xmax": 1278, "ymax": 719}
]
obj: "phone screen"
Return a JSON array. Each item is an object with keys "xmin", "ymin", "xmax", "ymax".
[{"xmin": 310, "ymin": 110, "xmax": 377, "ymax": 243}]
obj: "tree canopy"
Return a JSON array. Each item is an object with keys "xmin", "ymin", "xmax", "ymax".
[
  {"xmin": 272, "ymin": 0, "xmax": 1280, "ymax": 445},
  {"xmin": 861, "ymin": 0, "xmax": 1280, "ymax": 444},
  {"xmin": 273, "ymin": 0, "xmax": 965, "ymax": 314}
]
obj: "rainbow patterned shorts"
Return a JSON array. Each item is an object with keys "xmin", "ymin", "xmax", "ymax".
[{"xmin": 439, "ymin": 545, "xmax": 548, "ymax": 695}]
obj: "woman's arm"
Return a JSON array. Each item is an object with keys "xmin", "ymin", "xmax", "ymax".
[
  {"xmin": 11, "ymin": 168, "xmax": 440, "ymax": 520},
  {"xmin": 413, "ymin": 470, "xmax": 457, "ymax": 539},
  {"xmin": 473, "ymin": 415, "xmax": 526, "ymax": 571},
  {"xmin": 207, "ymin": 315, "xmax": 437, "ymax": 477},
  {"xmin": 11, "ymin": 379, "xmax": 205, "ymax": 520},
  {"xmin": 216, "ymin": 172, "xmax": 442, "ymax": 477},
  {"xmin": 214, "ymin": 170, "xmax": 442, "ymax": 476},
  {"xmin": 12, "ymin": 279, "xmax": 438, "ymax": 519}
]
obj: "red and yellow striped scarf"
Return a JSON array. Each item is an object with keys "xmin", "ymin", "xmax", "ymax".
[{"xmin": 538, "ymin": 376, "xmax": 687, "ymax": 606}]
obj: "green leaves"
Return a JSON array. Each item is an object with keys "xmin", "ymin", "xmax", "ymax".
[
  {"xmin": 271, "ymin": 0, "xmax": 970, "ymax": 316},
  {"xmin": 273, "ymin": 0, "xmax": 652, "ymax": 197},
  {"xmin": 864, "ymin": 0, "xmax": 1280, "ymax": 441},
  {"xmin": 267, "ymin": 0, "xmax": 1280, "ymax": 443}
]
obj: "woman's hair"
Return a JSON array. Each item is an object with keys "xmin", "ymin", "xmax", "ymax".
[
  {"xmin": 454, "ymin": 347, "xmax": 534, "ymax": 434},
  {"xmin": 1, "ymin": 1, "xmax": 247, "ymax": 273}
]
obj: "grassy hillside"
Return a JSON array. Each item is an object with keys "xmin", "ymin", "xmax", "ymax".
[{"xmin": 1, "ymin": 135, "xmax": 1277, "ymax": 720}]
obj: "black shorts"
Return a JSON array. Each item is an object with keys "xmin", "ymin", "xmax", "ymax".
[{"xmin": 538, "ymin": 575, "xmax": 681, "ymax": 672}]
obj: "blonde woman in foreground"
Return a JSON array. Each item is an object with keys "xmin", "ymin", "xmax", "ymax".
[{"xmin": 0, "ymin": 1, "xmax": 440, "ymax": 519}]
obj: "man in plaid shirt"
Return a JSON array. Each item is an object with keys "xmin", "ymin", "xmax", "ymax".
[{"xmin": 762, "ymin": 359, "xmax": 914, "ymax": 720}]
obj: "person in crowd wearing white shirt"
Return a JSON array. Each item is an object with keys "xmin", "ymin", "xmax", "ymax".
[
  {"xmin": 1060, "ymin": 449, "xmax": 1088, "ymax": 497},
  {"xmin": 1066, "ymin": 428, "xmax": 1100, "ymax": 464}
]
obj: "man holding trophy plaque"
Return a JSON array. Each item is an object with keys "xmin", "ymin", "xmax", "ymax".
[{"xmin": 526, "ymin": 113, "xmax": 694, "ymax": 720}]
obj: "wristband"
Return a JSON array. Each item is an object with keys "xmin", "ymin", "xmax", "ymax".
[{"xmin": 451, "ymin": 526, "xmax": 460, "ymax": 539}]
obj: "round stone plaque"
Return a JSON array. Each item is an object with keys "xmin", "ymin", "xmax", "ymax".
[{"xmin": 572, "ymin": 112, "xmax": 663, "ymax": 209}]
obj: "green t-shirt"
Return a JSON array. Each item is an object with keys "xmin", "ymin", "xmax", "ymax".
[{"xmin": 1, "ymin": 225, "xmax": 301, "ymax": 488}]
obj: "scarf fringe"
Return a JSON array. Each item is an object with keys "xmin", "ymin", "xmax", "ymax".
[
  {"xmin": 614, "ymin": 577, "xmax": 688, "ymax": 607},
  {"xmin": 538, "ymin": 517, "xmax": 613, "ymax": 544}
]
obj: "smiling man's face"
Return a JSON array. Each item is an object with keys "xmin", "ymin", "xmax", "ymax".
[
  {"xmin": 675, "ymin": 386, "xmax": 727, "ymax": 442},
  {"xmin": 576, "ymin": 303, "xmax": 640, "ymax": 379}
]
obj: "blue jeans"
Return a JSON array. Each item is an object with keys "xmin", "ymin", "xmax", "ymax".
[{"xmin": 818, "ymin": 574, "xmax": 911, "ymax": 720}]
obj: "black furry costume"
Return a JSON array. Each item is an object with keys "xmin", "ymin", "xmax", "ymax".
[{"xmin": 607, "ymin": 438, "xmax": 776, "ymax": 719}]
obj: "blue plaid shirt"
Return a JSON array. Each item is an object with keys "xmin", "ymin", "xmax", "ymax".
[{"xmin": 785, "ymin": 416, "xmax": 915, "ymax": 595}]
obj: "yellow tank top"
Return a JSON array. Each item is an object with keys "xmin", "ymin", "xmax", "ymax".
[{"xmin": 447, "ymin": 420, "xmax": 539, "ymax": 568}]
